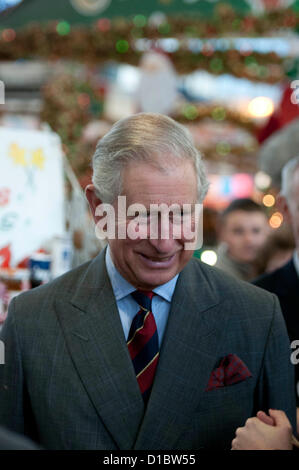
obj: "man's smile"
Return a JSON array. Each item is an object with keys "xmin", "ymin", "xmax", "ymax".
[{"xmin": 138, "ymin": 252, "xmax": 177, "ymax": 268}]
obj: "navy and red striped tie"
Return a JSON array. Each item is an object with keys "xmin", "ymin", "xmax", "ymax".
[{"xmin": 127, "ymin": 290, "xmax": 159, "ymax": 404}]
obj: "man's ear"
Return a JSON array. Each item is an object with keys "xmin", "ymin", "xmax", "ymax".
[
  {"xmin": 276, "ymin": 193, "xmax": 291, "ymax": 224},
  {"xmin": 85, "ymin": 184, "xmax": 103, "ymax": 224}
]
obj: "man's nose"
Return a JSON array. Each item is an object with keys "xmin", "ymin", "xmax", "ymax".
[
  {"xmin": 243, "ymin": 232, "xmax": 256, "ymax": 245},
  {"xmin": 147, "ymin": 236, "xmax": 177, "ymax": 254}
]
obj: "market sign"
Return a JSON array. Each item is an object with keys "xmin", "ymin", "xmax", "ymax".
[{"xmin": 0, "ymin": 127, "xmax": 65, "ymax": 267}]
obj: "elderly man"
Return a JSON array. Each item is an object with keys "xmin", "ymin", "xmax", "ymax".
[
  {"xmin": 0, "ymin": 113, "xmax": 296, "ymax": 450},
  {"xmin": 254, "ymin": 157, "xmax": 299, "ymax": 412}
]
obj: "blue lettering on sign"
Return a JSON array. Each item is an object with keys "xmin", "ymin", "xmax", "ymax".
[{"xmin": 0, "ymin": 212, "xmax": 18, "ymax": 231}]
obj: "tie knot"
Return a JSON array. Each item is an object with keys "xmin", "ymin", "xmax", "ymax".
[{"xmin": 131, "ymin": 290, "xmax": 155, "ymax": 312}]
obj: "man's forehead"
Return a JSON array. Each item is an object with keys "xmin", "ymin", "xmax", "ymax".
[
  {"xmin": 225, "ymin": 210, "xmax": 267, "ymax": 224},
  {"xmin": 140, "ymin": 203, "xmax": 196, "ymax": 212},
  {"xmin": 123, "ymin": 159, "xmax": 196, "ymax": 181}
]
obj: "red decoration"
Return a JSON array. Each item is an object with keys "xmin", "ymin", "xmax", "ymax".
[
  {"xmin": 0, "ymin": 245, "xmax": 11, "ymax": 268},
  {"xmin": 258, "ymin": 83, "xmax": 299, "ymax": 143},
  {"xmin": 0, "ymin": 188, "xmax": 10, "ymax": 207}
]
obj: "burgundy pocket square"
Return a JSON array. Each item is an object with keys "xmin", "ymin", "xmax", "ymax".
[{"xmin": 206, "ymin": 354, "xmax": 252, "ymax": 392}]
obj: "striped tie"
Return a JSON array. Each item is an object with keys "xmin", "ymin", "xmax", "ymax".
[{"xmin": 127, "ymin": 290, "xmax": 159, "ymax": 404}]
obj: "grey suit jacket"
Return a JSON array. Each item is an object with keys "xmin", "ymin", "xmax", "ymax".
[
  {"xmin": 0, "ymin": 249, "xmax": 296, "ymax": 450},
  {"xmin": 0, "ymin": 426, "xmax": 39, "ymax": 450}
]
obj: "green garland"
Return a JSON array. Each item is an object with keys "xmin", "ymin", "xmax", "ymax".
[
  {"xmin": 40, "ymin": 73, "xmax": 104, "ymax": 180},
  {"xmin": 175, "ymin": 104, "xmax": 259, "ymax": 132},
  {"xmin": 0, "ymin": 9, "xmax": 298, "ymax": 82}
]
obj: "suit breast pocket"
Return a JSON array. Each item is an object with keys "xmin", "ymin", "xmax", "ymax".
[
  {"xmin": 196, "ymin": 377, "xmax": 255, "ymax": 413},
  {"xmin": 179, "ymin": 379, "xmax": 256, "ymax": 450}
]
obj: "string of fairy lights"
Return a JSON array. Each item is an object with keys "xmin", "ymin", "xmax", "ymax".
[
  {"xmin": 0, "ymin": 8, "xmax": 299, "ymax": 81},
  {"xmin": 0, "ymin": 7, "xmax": 296, "ymax": 236}
]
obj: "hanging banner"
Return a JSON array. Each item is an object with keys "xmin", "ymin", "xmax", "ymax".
[{"xmin": 0, "ymin": 127, "xmax": 65, "ymax": 267}]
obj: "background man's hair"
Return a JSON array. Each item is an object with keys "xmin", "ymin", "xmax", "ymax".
[
  {"xmin": 92, "ymin": 112, "xmax": 210, "ymax": 204},
  {"xmin": 281, "ymin": 156, "xmax": 299, "ymax": 201},
  {"xmin": 221, "ymin": 198, "xmax": 267, "ymax": 220}
]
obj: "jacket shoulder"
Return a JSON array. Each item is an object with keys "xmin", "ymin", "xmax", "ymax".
[
  {"xmin": 253, "ymin": 259, "xmax": 297, "ymax": 294},
  {"xmin": 9, "ymin": 258, "xmax": 94, "ymax": 320},
  {"xmin": 188, "ymin": 257, "xmax": 277, "ymax": 307}
]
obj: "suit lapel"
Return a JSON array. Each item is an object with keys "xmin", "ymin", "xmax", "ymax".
[
  {"xmin": 55, "ymin": 252, "xmax": 229, "ymax": 450},
  {"xmin": 134, "ymin": 259, "xmax": 228, "ymax": 450},
  {"xmin": 54, "ymin": 249, "xmax": 145, "ymax": 450}
]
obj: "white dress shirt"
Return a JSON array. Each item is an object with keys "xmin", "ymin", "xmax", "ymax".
[{"xmin": 105, "ymin": 245, "xmax": 179, "ymax": 347}]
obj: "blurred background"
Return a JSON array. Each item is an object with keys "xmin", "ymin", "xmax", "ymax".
[{"xmin": 1, "ymin": 0, "xmax": 299, "ymax": 323}]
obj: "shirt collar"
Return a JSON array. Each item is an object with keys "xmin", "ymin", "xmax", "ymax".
[
  {"xmin": 105, "ymin": 245, "xmax": 179, "ymax": 302},
  {"xmin": 293, "ymin": 250, "xmax": 299, "ymax": 279}
]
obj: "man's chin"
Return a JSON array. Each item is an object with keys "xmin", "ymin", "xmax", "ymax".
[
  {"xmin": 238, "ymin": 259, "xmax": 256, "ymax": 265},
  {"xmin": 134, "ymin": 270, "xmax": 176, "ymax": 289}
]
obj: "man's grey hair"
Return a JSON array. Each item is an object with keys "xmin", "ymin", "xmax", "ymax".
[
  {"xmin": 281, "ymin": 156, "xmax": 299, "ymax": 200},
  {"xmin": 92, "ymin": 112, "xmax": 210, "ymax": 204}
]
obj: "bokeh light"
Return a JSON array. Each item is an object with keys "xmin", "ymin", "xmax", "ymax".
[
  {"xmin": 216, "ymin": 141, "xmax": 231, "ymax": 156},
  {"xmin": 262, "ymin": 194, "xmax": 275, "ymax": 207},
  {"xmin": 158, "ymin": 22, "xmax": 171, "ymax": 34},
  {"xmin": 183, "ymin": 105, "xmax": 198, "ymax": 120},
  {"xmin": 56, "ymin": 21, "xmax": 71, "ymax": 36},
  {"xmin": 201, "ymin": 250, "xmax": 218, "ymax": 266},
  {"xmin": 2, "ymin": 29, "xmax": 16, "ymax": 42},
  {"xmin": 116, "ymin": 40, "xmax": 129, "ymax": 53},
  {"xmin": 254, "ymin": 171, "xmax": 272, "ymax": 190},
  {"xmin": 77, "ymin": 93, "xmax": 90, "ymax": 108},
  {"xmin": 133, "ymin": 15, "xmax": 147, "ymax": 28},
  {"xmin": 212, "ymin": 107, "xmax": 226, "ymax": 121},
  {"xmin": 97, "ymin": 18, "xmax": 111, "ymax": 32},
  {"xmin": 269, "ymin": 212, "xmax": 283, "ymax": 229},
  {"xmin": 248, "ymin": 96, "xmax": 274, "ymax": 118}
]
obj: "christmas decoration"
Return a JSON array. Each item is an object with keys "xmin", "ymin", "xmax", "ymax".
[
  {"xmin": 40, "ymin": 73, "xmax": 105, "ymax": 179},
  {"xmin": 0, "ymin": 9, "xmax": 298, "ymax": 82},
  {"xmin": 175, "ymin": 103, "xmax": 259, "ymax": 133}
]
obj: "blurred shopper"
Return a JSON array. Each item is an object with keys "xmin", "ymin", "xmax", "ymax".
[
  {"xmin": 254, "ymin": 225, "xmax": 295, "ymax": 276},
  {"xmin": 254, "ymin": 156, "xmax": 299, "ymax": 411},
  {"xmin": 215, "ymin": 198, "xmax": 270, "ymax": 281}
]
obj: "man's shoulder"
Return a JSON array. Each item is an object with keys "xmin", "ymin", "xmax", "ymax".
[
  {"xmin": 10, "ymin": 253, "xmax": 103, "ymax": 318},
  {"xmin": 253, "ymin": 258, "xmax": 298, "ymax": 294},
  {"xmin": 186, "ymin": 257, "xmax": 276, "ymax": 306}
]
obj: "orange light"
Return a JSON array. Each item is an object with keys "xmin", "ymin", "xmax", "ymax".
[
  {"xmin": 248, "ymin": 97, "xmax": 274, "ymax": 118},
  {"xmin": 263, "ymin": 194, "xmax": 275, "ymax": 207},
  {"xmin": 269, "ymin": 212, "xmax": 283, "ymax": 229}
]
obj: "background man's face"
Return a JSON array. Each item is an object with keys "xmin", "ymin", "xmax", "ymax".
[
  {"xmin": 221, "ymin": 210, "xmax": 269, "ymax": 264},
  {"xmin": 108, "ymin": 159, "xmax": 198, "ymax": 290}
]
